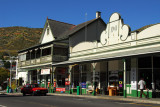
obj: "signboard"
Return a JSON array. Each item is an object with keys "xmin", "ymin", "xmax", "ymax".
[
  {"xmin": 41, "ymin": 69, "xmax": 50, "ymax": 75},
  {"xmin": 56, "ymin": 88, "xmax": 65, "ymax": 92},
  {"xmin": 131, "ymin": 68, "xmax": 137, "ymax": 90},
  {"xmin": 81, "ymin": 82, "xmax": 86, "ymax": 88},
  {"xmin": 65, "ymin": 81, "xmax": 70, "ymax": 91},
  {"xmin": 65, "ymin": 81, "xmax": 70, "ymax": 85}
]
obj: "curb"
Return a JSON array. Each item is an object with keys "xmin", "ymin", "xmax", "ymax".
[
  {"xmin": 48, "ymin": 93, "xmax": 160, "ymax": 105},
  {"xmin": 3, "ymin": 93, "xmax": 160, "ymax": 105}
]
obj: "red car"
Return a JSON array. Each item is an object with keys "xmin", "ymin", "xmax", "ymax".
[{"xmin": 21, "ymin": 84, "xmax": 48, "ymax": 96}]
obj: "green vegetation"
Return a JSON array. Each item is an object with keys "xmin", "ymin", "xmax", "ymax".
[
  {"xmin": 0, "ymin": 67, "xmax": 9, "ymax": 85},
  {"xmin": 0, "ymin": 26, "xmax": 43, "ymax": 56}
]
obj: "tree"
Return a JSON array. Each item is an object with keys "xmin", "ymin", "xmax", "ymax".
[
  {"xmin": 0, "ymin": 67, "xmax": 9, "ymax": 85},
  {"xmin": 4, "ymin": 61, "xmax": 10, "ymax": 69}
]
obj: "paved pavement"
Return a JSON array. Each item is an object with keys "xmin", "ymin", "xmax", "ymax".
[{"xmin": 1, "ymin": 92, "xmax": 160, "ymax": 105}]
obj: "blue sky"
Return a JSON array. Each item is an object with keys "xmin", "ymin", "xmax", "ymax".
[{"xmin": 0, "ymin": 0, "xmax": 160, "ymax": 31}]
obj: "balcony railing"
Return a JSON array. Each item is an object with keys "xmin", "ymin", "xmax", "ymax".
[
  {"xmin": 53, "ymin": 55, "xmax": 68, "ymax": 62},
  {"xmin": 18, "ymin": 55, "xmax": 68, "ymax": 68}
]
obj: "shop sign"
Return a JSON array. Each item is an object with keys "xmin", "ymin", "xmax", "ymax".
[
  {"xmin": 131, "ymin": 68, "xmax": 137, "ymax": 90},
  {"xmin": 81, "ymin": 82, "xmax": 86, "ymax": 88},
  {"xmin": 119, "ymin": 81, "xmax": 123, "ymax": 88},
  {"xmin": 41, "ymin": 69, "xmax": 50, "ymax": 75},
  {"xmin": 65, "ymin": 81, "xmax": 70, "ymax": 85},
  {"xmin": 56, "ymin": 88, "xmax": 65, "ymax": 92}
]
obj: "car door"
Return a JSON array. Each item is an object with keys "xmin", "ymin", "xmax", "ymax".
[{"xmin": 25, "ymin": 85, "xmax": 31, "ymax": 94}]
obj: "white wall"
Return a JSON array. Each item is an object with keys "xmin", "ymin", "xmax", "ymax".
[
  {"xmin": 18, "ymin": 71, "xmax": 28, "ymax": 85},
  {"xmin": 41, "ymin": 25, "xmax": 55, "ymax": 44},
  {"xmin": 137, "ymin": 24, "xmax": 160, "ymax": 39}
]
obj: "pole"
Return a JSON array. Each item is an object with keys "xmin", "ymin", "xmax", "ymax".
[
  {"xmin": 123, "ymin": 59, "xmax": 126, "ymax": 98},
  {"xmin": 92, "ymin": 63, "xmax": 96, "ymax": 96},
  {"xmin": 151, "ymin": 56, "xmax": 155, "ymax": 90},
  {"xmin": 15, "ymin": 59, "xmax": 18, "ymax": 91},
  {"xmin": 52, "ymin": 66, "xmax": 55, "ymax": 93},
  {"xmin": 10, "ymin": 57, "xmax": 12, "ymax": 88},
  {"xmin": 69, "ymin": 65, "xmax": 72, "ymax": 94}
]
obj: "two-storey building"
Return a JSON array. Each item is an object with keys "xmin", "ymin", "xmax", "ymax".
[{"xmin": 18, "ymin": 12, "xmax": 160, "ymax": 98}]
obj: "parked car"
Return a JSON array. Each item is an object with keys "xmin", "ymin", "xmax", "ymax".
[{"xmin": 21, "ymin": 84, "xmax": 48, "ymax": 96}]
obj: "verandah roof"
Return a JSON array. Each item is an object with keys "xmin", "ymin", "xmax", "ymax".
[{"xmin": 52, "ymin": 45, "xmax": 160, "ymax": 66}]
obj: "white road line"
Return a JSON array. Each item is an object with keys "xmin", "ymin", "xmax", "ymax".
[{"xmin": 0, "ymin": 105, "xmax": 7, "ymax": 107}]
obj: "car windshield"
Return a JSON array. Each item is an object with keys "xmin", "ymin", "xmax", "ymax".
[{"xmin": 31, "ymin": 84, "xmax": 39, "ymax": 88}]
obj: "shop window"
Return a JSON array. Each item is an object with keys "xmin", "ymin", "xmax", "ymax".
[
  {"xmin": 138, "ymin": 69, "xmax": 152, "ymax": 89},
  {"xmin": 154, "ymin": 69, "xmax": 160, "ymax": 90},
  {"xmin": 138, "ymin": 57, "xmax": 151, "ymax": 68},
  {"xmin": 153, "ymin": 56, "xmax": 160, "ymax": 68}
]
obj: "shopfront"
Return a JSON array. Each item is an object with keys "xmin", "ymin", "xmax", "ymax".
[{"xmin": 53, "ymin": 12, "xmax": 160, "ymax": 98}]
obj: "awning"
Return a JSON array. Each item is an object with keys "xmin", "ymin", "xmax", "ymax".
[{"xmin": 52, "ymin": 46, "xmax": 160, "ymax": 66}]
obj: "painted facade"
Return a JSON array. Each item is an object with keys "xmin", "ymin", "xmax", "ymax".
[{"xmin": 18, "ymin": 12, "xmax": 160, "ymax": 98}]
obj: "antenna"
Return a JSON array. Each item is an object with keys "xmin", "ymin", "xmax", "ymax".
[{"xmin": 85, "ymin": 13, "xmax": 87, "ymax": 41}]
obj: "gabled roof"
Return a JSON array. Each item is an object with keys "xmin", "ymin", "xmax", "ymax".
[
  {"xmin": 58, "ymin": 18, "xmax": 106, "ymax": 39},
  {"xmin": 48, "ymin": 19, "xmax": 75, "ymax": 39},
  {"xmin": 19, "ymin": 17, "xmax": 106, "ymax": 53}
]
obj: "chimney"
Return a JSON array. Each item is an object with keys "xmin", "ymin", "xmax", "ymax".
[{"xmin": 96, "ymin": 11, "xmax": 101, "ymax": 19}]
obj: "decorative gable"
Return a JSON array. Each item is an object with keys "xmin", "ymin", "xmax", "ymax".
[
  {"xmin": 39, "ymin": 18, "xmax": 75, "ymax": 44},
  {"xmin": 100, "ymin": 13, "xmax": 130, "ymax": 46},
  {"xmin": 41, "ymin": 24, "xmax": 55, "ymax": 44}
]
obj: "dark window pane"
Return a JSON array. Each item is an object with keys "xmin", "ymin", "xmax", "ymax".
[
  {"xmin": 138, "ymin": 57, "xmax": 151, "ymax": 68},
  {"xmin": 153, "ymin": 56, "xmax": 160, "ymax": 68}
]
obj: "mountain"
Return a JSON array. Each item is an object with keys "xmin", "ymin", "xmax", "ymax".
[{"xmin": 0, "ymin": 26, "xmax": 43, "ymax": 56}]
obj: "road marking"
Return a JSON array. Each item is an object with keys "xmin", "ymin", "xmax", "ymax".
[
  {"xmin": 115, "ymin": 102, "xmax": 131, "ymax": 104},
  {"xmin": 0, "ymin": 105, "xmax": 6, "ymax": 107},
  {"xmin": 76, "ymin": 99, "xmax": 84, "ymax": 101}
]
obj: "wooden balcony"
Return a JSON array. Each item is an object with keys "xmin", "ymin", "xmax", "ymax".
[{"xmin": 18, "ymin": 55, "xmax": 68, "ymax": 68}]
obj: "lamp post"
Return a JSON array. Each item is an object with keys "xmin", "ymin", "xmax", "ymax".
[
  {"xmin": 9, "ymin": 58, "xmax": 12, "ymax": 87},
  {"xmin": 9, "ymin": 56, "xmax": 18, "ymax": 88}
]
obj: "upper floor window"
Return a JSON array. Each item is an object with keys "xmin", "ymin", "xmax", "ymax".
[{"xmin": 47, "ymin": 28, "xmax": 49, "ymax": 35}]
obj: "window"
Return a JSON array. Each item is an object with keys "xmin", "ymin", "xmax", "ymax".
[
  {"xmin": 47, "ymin": 28, "xmax": 49, "ymax": 35},
  {"xmin": 42, "ymin": 47, "xmax": 51, "ymax": 56}
]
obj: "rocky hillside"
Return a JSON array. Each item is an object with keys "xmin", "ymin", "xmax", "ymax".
[{"xmin": 0, "ymin": 26, "xmax": 43, "ymax": 56}]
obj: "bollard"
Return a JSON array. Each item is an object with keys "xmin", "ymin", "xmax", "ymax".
[
  {"xmin": 77, "ymin": 86, "xmax": 80, "ymax": 95},
  {"xmin": 7, "ymin": 86, "xmax": 9, "ymax": 93}
]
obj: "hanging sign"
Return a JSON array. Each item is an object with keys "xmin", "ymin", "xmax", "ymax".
[{"xmin": 41, "ymin": 69, "xmax": 50, "ymax": 75}]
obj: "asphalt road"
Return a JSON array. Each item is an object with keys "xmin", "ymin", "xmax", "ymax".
[{"xmin": 0, "ymin": 94, "xmax": 160, "ymax": 107}]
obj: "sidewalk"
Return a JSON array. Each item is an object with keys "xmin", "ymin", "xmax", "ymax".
[
  {"xmin": 47, "ymin": 93, "xmax": 160, "ymax": 105},
  {"xmin": 2, "ymin": 92, "xmax": 160, "ymax": 105}
]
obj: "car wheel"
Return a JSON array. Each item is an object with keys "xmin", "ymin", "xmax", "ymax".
[
  {"xmin": 23, "ymin": 92, "xmax": 26, "ymax": 96},
  {"xmin": 32, "ymin": 92, "xmax": 36, "ymax": 96},
  {"xmin": 44, "ymin": 93, "xmax": 46, "ymax": 96}
]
